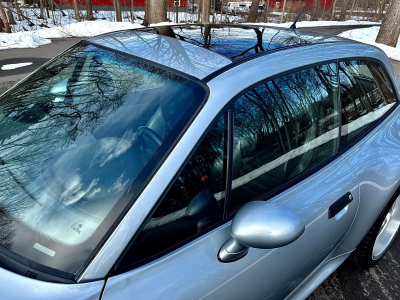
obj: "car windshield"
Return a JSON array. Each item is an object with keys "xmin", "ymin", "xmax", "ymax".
[{"xmin": 0, "ymin": 42, "xmax": 206, "ymax": 275}]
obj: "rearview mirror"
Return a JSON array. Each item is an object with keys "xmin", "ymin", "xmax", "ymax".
[{"xmin": 218, "ymin": 202, "xmax": 305, "ymax": 262}]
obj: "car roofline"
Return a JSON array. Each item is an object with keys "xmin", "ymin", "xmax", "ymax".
[{"xmin": 84, "ymin": 23, "xmax": 369, "ymax": 81}]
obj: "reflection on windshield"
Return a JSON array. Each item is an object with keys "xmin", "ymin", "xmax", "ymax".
[{"xmin": 0, "ymin": 42, "xmax": 202, "ymax": 273}]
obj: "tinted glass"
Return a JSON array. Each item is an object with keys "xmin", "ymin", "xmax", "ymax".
[
  {"xmin": 0, "ymin": 42, "xmax": 205, "ymax": 273},
  {"xmin": 230, "ymin": 64, "xmax": 339, "ymax": 212},
  {"xmin": 119, "ymin": 114, "xmax": 226, "ymax": 267},
  {"xmin": 339, "ymin": 60, "xmax": 397, "ymax": 147},
  {"xmin": 167, "ymin": 25, "xmax": 342, "ymax": 61}
]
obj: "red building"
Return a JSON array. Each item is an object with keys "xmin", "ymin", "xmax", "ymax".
[
  {"xmin": 266, "ymin": 0, "xmax": 334, "ymax": 10},
  {"xmin": 56, "ymin": 0, "xmax": 188, "ymax": 8}
]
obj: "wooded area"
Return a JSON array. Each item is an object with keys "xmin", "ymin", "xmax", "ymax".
[{"xmin": 0, "ymin": 0, "xmax": 399, "ymax": 47}]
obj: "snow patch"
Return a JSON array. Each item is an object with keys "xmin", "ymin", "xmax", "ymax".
[
  {"xmin": 338, "ymin": 26, "xmax": 400, "ymax": 61},
  {"xmin": 0, "ymin": 20, "xmax": 143, "ymax": 50},
  {"xmin": 1, "ymin": 62, "xmax": 33, "ymax": 70},
  {"xmin": 245, "ymin": 20, "xmax": 380, "ymax": 28}
]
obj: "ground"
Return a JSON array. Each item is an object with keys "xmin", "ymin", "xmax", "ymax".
[{"xmin": 1, "ymin": 25, "xmax": 400, "ymax": 300}]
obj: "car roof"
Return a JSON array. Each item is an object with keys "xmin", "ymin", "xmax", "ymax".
[{"xmin": 87, "ymin": 24, "xmax": 354, "ymax": 79}]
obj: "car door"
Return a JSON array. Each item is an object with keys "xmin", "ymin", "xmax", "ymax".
[{"xmin": 101, "ymin": 62, "xmax": 360, "ymax": 300}]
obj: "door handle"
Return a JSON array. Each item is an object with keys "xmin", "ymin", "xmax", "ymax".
[{"xmin": 329, "ymin": 192, "xmax": 353, "ymax": 219}]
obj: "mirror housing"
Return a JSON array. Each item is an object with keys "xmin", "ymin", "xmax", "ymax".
[{"xmin": 219, "ymin": 202, "xmax": 305, "ymax": 262}]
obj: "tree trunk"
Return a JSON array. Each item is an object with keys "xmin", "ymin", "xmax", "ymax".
[
  {"xmin": 144, "ymin": 0, "xmax": 149, "ymax": 25},
  {"xmin": 310, "ymin": 0, "xmax": 319, "ymax": 21},
  {"xmin": 349, "ymin": 0, "xmax": 356, "ymax": 18},
  {"xmin": 73, "ymin": 0, "xmax": 81, "ymax": 21},
  {"xmin": 113, "ymin": 0, "xmax": 122, "ymax": 22},
  {"xmin": 130, "ymin": 0, "xmax": 134, "ymax": 23},
  {"xmin": 39, "ymin": 0, "xmax": 44, "ymax": 19},
  {"xmin": 14, "ymin": 0, "xmax": 24, "ymax": 21},
  {"xmin": 339, "ymin": 0, "xmax": 347, "ymax": 21},
  {"xmin": 280, "ymin": 0, "xmax": 287, "ymax": 23},
  {"xmin": 263, "ymin": 0, "xmax": 270, "ymax": 22},
  {"xmin": 0, "ymin": 3, "xmax": 11, "ymax": 33},
  {"xmin": 86, "ymin": 0, "xmax": 93, "ymax": 20},
  {"xmin": 45, "ymin": 0, "xmax": 50, "ymax": 18},
  {"xmin": 54, "ymin": 1, "xmax": 66, "ymax": 17},
  {"xmin": 330, "ymin": 0, "xmax": 338, "ymax": 20},
  {"xmin": 373, "ymin": 0, "xmax": 380, "ymax": 21},
  {"xmin": 376, "ymin": 0, "xmax": 400, "ymax": 47},
  {"xmin": 144, "ymin": 0, "xmax": 167, "ymax": 25},
  {"xmin": 201, "ymin": 0, "xmax": 210, "ymax": 23},
  {"xmin": 198, "ymin": 0, "xmax": 201, "ymax": 22},
  {"xmin": 6, "ymin": 9, "xmax": 16, "ymax": 25},
  {"xmin": 176, "ymin": 1, "xmax": 179, "ymax": 23},
  {"xmin": 247, "ymin": 0, "xmax": 258, "ymax": 22}
]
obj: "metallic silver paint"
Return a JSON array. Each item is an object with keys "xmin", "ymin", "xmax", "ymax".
[
  {"xmin": 82, "ymin": 41, "xmax": 374, "ymax": 283},
  {"xmin": 284, "ymin": 251, "xmax": 353, "ymax": 300},
  {"xmin": 230, "ymin": 202, "xmax": 305, "ymax": 249},
  {"xmin": 102, "ymin": 157, "xmax": 359, "ymax": 300},
  {"xmin": 0, "ymin": 266, "xmax": 104, "ymax": 300}
]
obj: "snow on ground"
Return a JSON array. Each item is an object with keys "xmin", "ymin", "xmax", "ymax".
[
  {"xmin": 0, "ymin": 5, "xmax": 385, "ymax": 53},
  {"xmin": 0, "ymin": 20, "xmax": 143, "ymax": 50},
  {"xmin": 247, "ymin": 20, "xmax": 380, "ymax": 28},
  {"xmin": 338, "ymin": 26, "xmax": 400, "ymax": 61},
  {"xmin": 1, "ymin": 62, "xmax": 33, "ymax": 70}
]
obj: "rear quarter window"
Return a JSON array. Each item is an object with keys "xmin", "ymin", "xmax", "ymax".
[{"xmin": 339, "ymin": 60, "xmax": 397, "ymax": 148}]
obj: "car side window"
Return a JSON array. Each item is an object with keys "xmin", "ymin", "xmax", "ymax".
[
  {"xmin": 118, "ymin": 114, "xmax": 226, "ymax": 267},
  {"xmin": 229, "ymin": 63, "xmax": 339, "ymax": 213},
  {"xmin": 339, "ymin": 60, "xmax": 397, "ymax": 148}
]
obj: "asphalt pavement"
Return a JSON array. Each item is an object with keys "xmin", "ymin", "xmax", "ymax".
[{"xmin": 0, "ymin": 25, "xmax": 400, "ymax": 300}]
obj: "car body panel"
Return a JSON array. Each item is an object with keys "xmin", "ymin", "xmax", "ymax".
[
  {"xmin": 0, "ymin": 266, "xmax": 104, "ymax": 300},
  {"xmin": 330, "ymin": 53, "xmax": 400, "ymax": 258},
  {"xmin": 80, "ymin": 41, "xmax": 383, "ymax": 283},
  {"xmin": 0, "ymin": 25, "xmax": 398, "ymax": 300},
  {"xmin": 102, "ymin": 155, "xmax": 359, "ymax": 300},
  {"xmin": 88, "ymin": 30, "xmax": 232, "ymax": 79}
]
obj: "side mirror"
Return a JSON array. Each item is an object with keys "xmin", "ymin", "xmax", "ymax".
[{"xmin": 218, "ymin": 202, "xmax": 305, "ymax": 262}]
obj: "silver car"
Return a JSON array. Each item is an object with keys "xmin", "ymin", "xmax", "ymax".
[{"xmin": 0, "ymin": 24, "xmax": 399, "ymax": 300}]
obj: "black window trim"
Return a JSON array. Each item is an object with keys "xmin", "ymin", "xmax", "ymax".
[{"xmin": 110, "ymin": 57, "xmax": 399, "ymax": 277}]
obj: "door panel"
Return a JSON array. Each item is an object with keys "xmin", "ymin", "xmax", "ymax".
[{"xmin": 102, "ymin": 157, "xmax": 359, "ymax": 300}]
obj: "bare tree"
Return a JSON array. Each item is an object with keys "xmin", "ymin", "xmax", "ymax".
[
  {"xmin": 73, "ymin": 0, "xmax": 81, "ymax": 21},
  {"xmin": 339, "ymin": 0, "xmax": 348, "ymax": 21},
  {"xmin": 310, "ymin": 0, "xmax": 320, "ymax": 21},
  {"xmin": 202, "ymin": 0, "xmax": 210, "ymax": 22},
  {"xmin": 130, "ymin": 0, "xmax": 134, "ymax": 23},
  {"xmin": 263, "ymin": 0, "xmax": 270, "ymax": 22},
  {"xmin": 6, "ymin": 9, "xmax": 16, "ymax": 25},
  {"xmin": 113, "ymin": 0, "xmax": 122, "ymax": 22},
  {"xmin": 39, "ymin": 0, "xmax": 44, "ymax": 19},
  {"xmin": 247, "ymin": 0, "xmax": 259, "ymax": 22},
  {"xmin": 13, "ymin": 0, "xmax": 23, "ymax": 21},
  {"xmin": 86, "ymin": 0, "xmax": 94, "ymax": 20},
  {"xmin": 280, "ymin": 0, "xmax": 287, "ymax": 23},
  {"xmin": 198, "ymin": 0, "xmax": 201, "ymax": 22},
  {"xmin": 376, "ymin": 0, "xmax": 400, "ymax": 47},
  {"xmin": 349, "ymin": 0, "xmax": 357, "ymax": 19},
  {"xmin": 330, "ymin": 0, "xmax": 338, "ymax": 20},
  {"xmin": 0, "ymin": 3, "xmax": 11, "ymax": 33},
  {"xmin": 144, "ymin": 0, "xmax": 167, "ymax": 25}
]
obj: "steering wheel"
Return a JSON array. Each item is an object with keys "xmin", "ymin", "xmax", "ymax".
[{"xmin": 139, "ymin": 126, "xmax": 163, "ymax": 147}]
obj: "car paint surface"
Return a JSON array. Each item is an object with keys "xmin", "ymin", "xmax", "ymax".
[
  {"xmin": 0, "ymin": 266, "xmax": 104, "ymax": 300},
  {"xmin": 80, "ymin": 41, "xmax": 383, "ymax": 282},
  {"xmin": 0, "ymin": 27, "xmax": 399, "ymax": 300}
]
